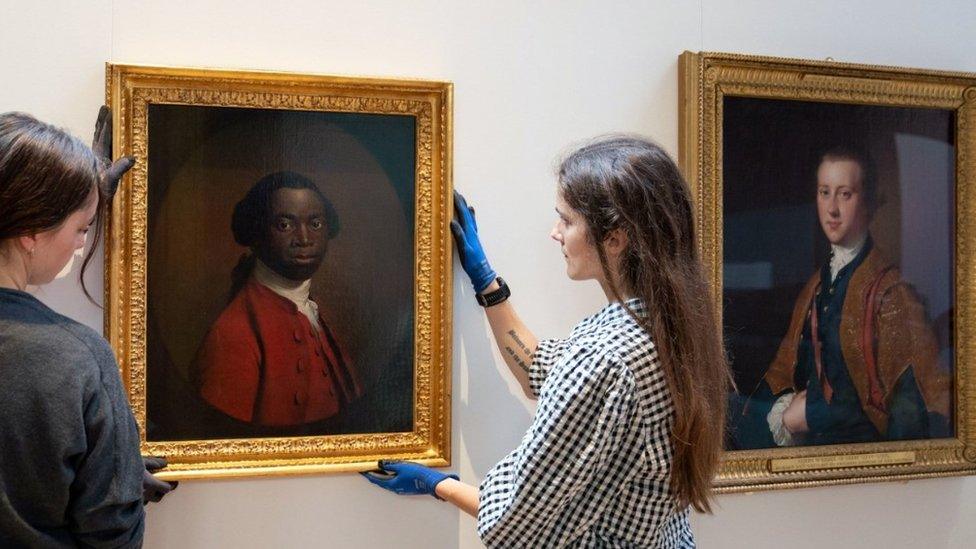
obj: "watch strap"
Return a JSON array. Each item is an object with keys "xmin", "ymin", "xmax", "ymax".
[{"xmin": 476, "ymin": 277, "xmax": 510, "ymax": 307}]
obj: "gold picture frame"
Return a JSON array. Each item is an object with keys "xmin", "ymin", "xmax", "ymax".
[
  {"xmin": 105, "ymin": 64, "xmax": 453, "ymax": 480},
  {"xmin": 679, "ymin": 51, "xmax": 976, "ymax": 492}
]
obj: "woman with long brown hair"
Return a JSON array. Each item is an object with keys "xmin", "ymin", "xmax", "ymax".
[
  {"xmin": 0, "ymin": 109, "xmax": 174, "ymax": 548},
  {"xmin": 364, "ymin": 135, "xmax": 729, "ymax": 547}
]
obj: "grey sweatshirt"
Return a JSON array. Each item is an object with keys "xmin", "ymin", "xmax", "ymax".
[{"xmin": 0, "ymin": 288, "xmax": 144, "ymax": 548}]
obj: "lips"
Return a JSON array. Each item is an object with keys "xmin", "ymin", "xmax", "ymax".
[{"xmin": 291, "ymin": 254, "xmax": 320, "ymax": 263}]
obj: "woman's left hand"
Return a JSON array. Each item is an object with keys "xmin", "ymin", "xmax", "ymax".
[
  {"xmin": 92, "ymin": 105, "xmax": 135, "ymax": 200},
  {"xmin": 361, "ymin": 460, "xmax": 458, "ymax": 499}
]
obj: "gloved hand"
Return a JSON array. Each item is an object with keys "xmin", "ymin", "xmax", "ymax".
[
  {"xmin": 361, "ymin": 460, "xmax": 458, "ymax": 499},
  {"xmin": 142, "ymin": 456, "xmax": 178, "ymax": 505},
  {"xmin": 450, "ymin": 191, "xmax": 497, "ymax": 293},
  {"xmin": 91, "ymin": 105, "xmax": 135, "ymax": 200}
]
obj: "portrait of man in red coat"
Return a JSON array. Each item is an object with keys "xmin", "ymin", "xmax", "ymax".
[{"xmin": 192, "ymin": 171, "xmax": 363, "ymax": 427}]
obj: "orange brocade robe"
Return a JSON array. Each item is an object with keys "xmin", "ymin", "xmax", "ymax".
[
  {"xmin": 763, "ymin": 247, "xmax": 949, "ymax": 436},
  {"xmin": 195, "ymin": 278, "xmax": 362, "ymax": 426}
]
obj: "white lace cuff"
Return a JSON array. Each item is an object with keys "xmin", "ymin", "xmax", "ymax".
[{"xmin": 767, "ymin": 392, "xmax": 796, "ymax": 446}]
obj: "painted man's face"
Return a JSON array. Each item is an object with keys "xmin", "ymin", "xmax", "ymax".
[
  {"xmin": 255, "ymin": 188, "xmax": 329, "ymax": 281},
  {"xmin": 815, "ymin": 158, "xmax": 870, "ymax": 248}
]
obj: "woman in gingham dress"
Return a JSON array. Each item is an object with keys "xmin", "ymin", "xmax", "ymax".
[{"xmin": 364, "ymin": 135, "xmax": 730, "ymax": 547}]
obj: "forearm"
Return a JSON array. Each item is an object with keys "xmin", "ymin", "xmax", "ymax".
[
  {"xmin": 434, "ymin": 478, "xmax": 480, "ymax": 518},
  {"xmin": 480, "ymin": 280, "xmax": 539, "ymax": 399}
]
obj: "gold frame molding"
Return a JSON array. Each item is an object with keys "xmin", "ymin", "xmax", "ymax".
[
  {"xmin": 104, "ymin": 64, "xmax": 453, "ymax": 480},
  {"xmin": 679, "ymin": 51, "xmax": 976, "ymax": 492}
]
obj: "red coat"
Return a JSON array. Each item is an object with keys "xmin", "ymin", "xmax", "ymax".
[{"xmin": 195, "ymin": 278, "xmax": 362, "ymax": 426}]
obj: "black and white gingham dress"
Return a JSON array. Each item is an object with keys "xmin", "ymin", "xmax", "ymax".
[{"xmin": 477, "ymin": 299, "xmax": 694, "ymax": 548}]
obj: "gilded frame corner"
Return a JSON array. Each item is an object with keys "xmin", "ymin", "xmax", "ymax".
[
  {"xmin": 104, "ymin": 63, "xmax": 453, "ymax": 480},
  {"xmin": 679, "ymin": 51, "xmax": 976, "ymax": 492}
]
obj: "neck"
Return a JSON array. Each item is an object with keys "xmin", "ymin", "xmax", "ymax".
[
  {"xmin": 832, "ymin": 233, "xmax": 868, "ymax": 255},
  {"xmin": 599, "ymin": 276, "xmax": 635, "ymax": 304},
  {"xmin": 0, "ymin": 249, "xmax": 28, "ymax": 291},
  {"xmin": 252, "ymin": 258, "xmax": 312, "ymax": 297},
  {"xmin": 0, "ymin": 273, "xmax": 25, "ymax": 291}
]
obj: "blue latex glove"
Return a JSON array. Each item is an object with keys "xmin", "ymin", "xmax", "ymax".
[
  {"xmin": 361, "ymin": 460, "xmax": 459, "ymax": 499},
  {"xmin": 450, "ymin": 191, "xmax": 497, "ymax": 293}
]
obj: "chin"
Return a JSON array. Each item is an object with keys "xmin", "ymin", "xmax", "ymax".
[
  {"xmin": 565, "ymin": 270, "xmax": 589, "ymax": 282},
  {"xmin": 287, "ymin": 271, "xmax": 317, "ymax": 282}
]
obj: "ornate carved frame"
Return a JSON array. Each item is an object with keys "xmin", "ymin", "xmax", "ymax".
[
  {"xmin": 105, "ymin": 64, "xmax": 453, "ymax": 479},
  {"xmin": 679, "ymin": 52, "xmax": 976, "ymax": 492}
]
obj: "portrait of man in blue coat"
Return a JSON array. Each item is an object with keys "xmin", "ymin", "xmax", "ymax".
[{"xmin": 730, "ymin": 147, "xmax": 951, "ymax": 449}]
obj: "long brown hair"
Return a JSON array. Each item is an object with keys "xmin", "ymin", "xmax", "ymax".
[
  {"xmin": 0, "ymin": 112, "xmax": 103, "ymax": 299},
  {"xmin": 558, "ymin": 134, "xmax": 729, "ymax": 513}
]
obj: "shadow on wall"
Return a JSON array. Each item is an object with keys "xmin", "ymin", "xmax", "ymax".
[{"xmin": 452, "ymin": 275, "xmax": 534, "ymax": 479}]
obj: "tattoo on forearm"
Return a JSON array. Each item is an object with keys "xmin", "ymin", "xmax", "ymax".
[
  {"xmin": 503, "ymin": 346, "xmax": 531, "ymax": 373},
  {"xmin": 507, "ymin": 329, "xmax": 529, "ymax": 353},
  {"xmin": 504, "ymin": 329, "xmax": 533, "ymax": 374}
]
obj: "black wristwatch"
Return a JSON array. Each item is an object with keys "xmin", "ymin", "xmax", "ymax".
[{"xmin": 476, "ymin": 277, "xmax": 511, "ymax": 307}]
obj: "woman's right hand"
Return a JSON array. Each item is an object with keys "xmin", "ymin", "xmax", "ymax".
[
  {"xmin": 450, "ymin": 190, "xmax": 497, "ymax": 293},
  {"xmin": 141, "ymin": 456, "xmax": 178, "ymax": 504}
]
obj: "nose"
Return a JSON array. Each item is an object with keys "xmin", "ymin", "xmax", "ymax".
[
  {"xmin": 549, "ymin": 224, "xmax": 561, "ymax": 243},
  {"xmin": 828, "ymin": 195, "xmax": 840, "ymax": 216},
  {"xmin": 295, "ymin": 224, "xmax": 312, "ymax": 246}
]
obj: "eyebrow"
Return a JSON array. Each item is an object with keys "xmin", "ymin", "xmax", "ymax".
[{"xmin": 274, "ymin": 213, "xmax": 324, "ymax": 219}]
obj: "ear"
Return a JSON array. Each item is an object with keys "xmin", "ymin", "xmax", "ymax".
[
  {"xmin": 602, "ymin": 228, "xmax": 629, "ymax": 258},
  {"xmin": 17, "ymin": 234, "xmax": 38, "ymax": 254}
]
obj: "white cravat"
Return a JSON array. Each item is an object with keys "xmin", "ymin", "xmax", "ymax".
[
  {"xmin": 252, "ymin": 259, "xmax": 322, "ymax": 331},
  {"xmin": 829, "ymin": 235, "xmax": 867, "ymax": 283}
]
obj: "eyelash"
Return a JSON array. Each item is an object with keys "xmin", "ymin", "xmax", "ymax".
[{"xmin": 275, "ymin": 220, "xmax": 324, "ymax": 231}]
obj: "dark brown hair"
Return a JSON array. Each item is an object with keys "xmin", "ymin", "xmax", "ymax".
[
  {"xmin": 558, "ymin": 134, "xmax": 729, "ymax": 513},
  {"xmin": 0, "ymin": 112, "xmax": 102, "ymax": 298}
]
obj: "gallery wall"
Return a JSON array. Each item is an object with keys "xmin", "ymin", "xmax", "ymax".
[{"xmin": 3, "ymin": 1, "xmax": 975, "ymax": 547}]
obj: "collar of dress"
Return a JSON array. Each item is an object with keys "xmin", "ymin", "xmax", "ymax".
[
  {"xmin": 252, "ymin": 259, "xmax": 321, "ymax": 330},
  {"xmin": 599, "ymin": 297, "xmax": 647, "ymax": 323},
  {"xmin": 829, "ymin": 234, "xmax": 868, "ymax": 282}
]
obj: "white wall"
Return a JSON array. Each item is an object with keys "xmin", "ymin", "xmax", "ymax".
[{"xmin": 4, "ymin": 1, "xmax": 975, "ymax": 547}]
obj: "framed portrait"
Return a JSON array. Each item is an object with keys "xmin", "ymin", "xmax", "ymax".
[
  {"xmin": 679, "ymin": 52, "xmax": 976, "ymax": 491},
  {"xmin": 104, "ymin": 64, "xmax": 453, "ymax": 479}
]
